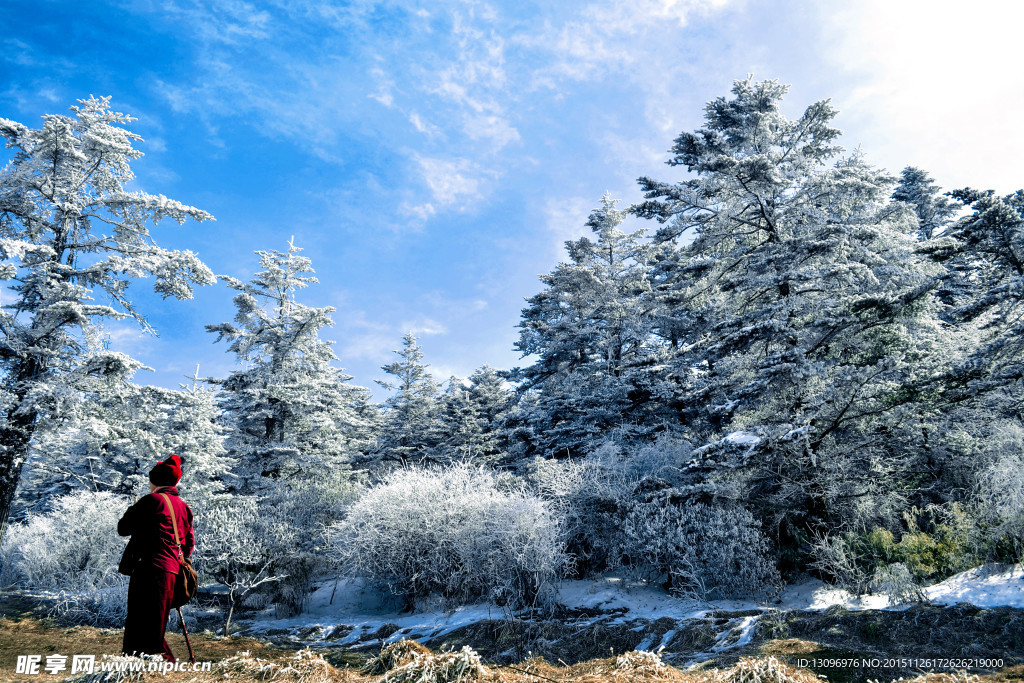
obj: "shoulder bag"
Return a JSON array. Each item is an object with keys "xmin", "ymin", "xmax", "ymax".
[{"xmin": 157, "ymin": 492, "xmax": 199, "ymax": 608}]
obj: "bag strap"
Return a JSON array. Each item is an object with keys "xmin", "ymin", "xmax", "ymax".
[{"xmin": 157, "ymin": 492, "xmax": 186, "ymax": 562}]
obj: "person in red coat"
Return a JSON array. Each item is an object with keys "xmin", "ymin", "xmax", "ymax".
[{"xmin": 118, "ymin": 454, "xmax": 194, "ymax": 661}]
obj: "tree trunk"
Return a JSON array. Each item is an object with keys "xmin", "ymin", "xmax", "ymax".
[{"xmin": 0, "ymin": 402, "xmax": 37, "ymax": 544}]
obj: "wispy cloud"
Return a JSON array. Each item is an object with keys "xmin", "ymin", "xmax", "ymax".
[
  {"xmin": 125, "ymin": 0, "xmax": 737, "ymax": 225},
  {"xmin": 415, "ymin": 155, "xmax": 485, "ymax": 207},
  {"xmin": 401, "ymin": 316, "xmax": 448, "ymax": 336}
]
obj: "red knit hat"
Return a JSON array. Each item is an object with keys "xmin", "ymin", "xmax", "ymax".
[{"xmin": 149, "ymin": 454, "xmax": 182, "ymax": 487}]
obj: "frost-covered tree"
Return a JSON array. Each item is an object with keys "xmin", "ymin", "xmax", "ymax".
[
  {"xmin": 892, "ymin": 167, "xmax": 955, "ymax": 240},
  {"xmin": 436, "ymin": 366, "xmax": 512, "ymax": 465},
  {"xmin": 16, "ymin": 364, "xmax": 231, "ymax": 517},
  {"xmin": 208, "ymin": 242, "xmax": 373, "ymax": 492},
  {"xmin": 513, "ymin": 194, "xmax": 658, "ymax": 458},
  {"xmin": 634, "ymin": 78, "xmax": 944, "ymax": 546},
  {"xmin": 0, "ymin": 98, "xmax": 214, "ymax": 540},
  {"xmin": 934, "ymin": 188, "xmax": 1024, "ymax": 398},
  {"xmin": 374, "ymin": 332, "xmax": 445, "ymax": 466}
]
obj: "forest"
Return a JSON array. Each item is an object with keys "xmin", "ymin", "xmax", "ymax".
[{"xmin": 1, "ymin": 77, "xmax": 1022, "ymax": 635}]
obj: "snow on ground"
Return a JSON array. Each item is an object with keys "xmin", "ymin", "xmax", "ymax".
[
  {"xmin": 927, "ymin": 564, "xmax": 1024, "ymax": 608},
  {"xmin": 235, "ymin": 564, "xmax": 1024, "ymax": 650},
  {"xmin": 238, "ymin": 578, "xmax": 505, "ymax": 648}
]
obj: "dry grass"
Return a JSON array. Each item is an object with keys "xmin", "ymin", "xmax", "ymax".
[
  {"xmin": 362, "ymin": 640, "xmax": 434, "ymax": 675},
  {"xmin": 712, "ymin": 657, "xmax": 824, "ymax": 683},
  {"xmin": 219, "ymin": 648, "xmax": 348, "ymax": 682},
  {"xmin": 1, "ymin": 616, "xmax": 1022, "ymax": 683}
]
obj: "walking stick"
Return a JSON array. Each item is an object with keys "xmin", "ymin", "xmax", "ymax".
[{"xmin": 177, "ymin": 607, "xmax": 195, "ymax": 664}]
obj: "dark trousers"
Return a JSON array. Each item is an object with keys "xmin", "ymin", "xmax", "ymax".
[{"xmin": 122, "ymin": 566, "xmax": 177, "ymax": 661}]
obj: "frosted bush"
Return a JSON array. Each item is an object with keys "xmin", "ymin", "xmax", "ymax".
[
  {"xmin": 589, "ymin": 435, "xmax": 693, "ymax": 484},
  {"xmin": 0, "ymin": 490, "xmax": 129, "ymax": 590},
  {"xmin": 974, "ymin": 446, "xmax": 1024, "ymax": 562},
  {"xmin": 258, "ymin": 473, "xmax": 361, "ymax": 616},
  {"xmin": 714, "ymin": 656, "xmax": 822, "ymax": 683},
  {"xmin": 869, "ymin": 562, "xmax": 927, "ymax": 605},
  {"xmin": 809, "ymin": 532, "xmax": 869, "ymax": 594},
  {"xmin": 529, "ymin": 456, "xmax": 632, "ymax": 575},
  {"xmin": 49, "ymin": 583, "xmax": 129, "ymax": 627},
  {"xmin": 615, "ymin": 649, "xmax": 668, "ymax": 676},
  {"xmin": 330, "ymin": 464, "xmax": 567, "ymax": 609},
  {"xmin": 364, "ymin": 640, "xmax": 433, "ymax": 675},
  {"xmin": 382, "ymin": 645, "xmax": 487, "ymax": 683},
  {"xmin": 621, "ymin": 495, "xmax": 781, "ymax": 601},
  {"xmin": 218, "ymin": 648, "xmax": 335, "ymax": 682}
]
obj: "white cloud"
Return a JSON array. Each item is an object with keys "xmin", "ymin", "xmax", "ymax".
[
  {"xmin": 416, "ymin": 156, "xmax": 485, "ymax": 206},
  {"xmin": 409, "ymin": 111, "xmax": 441, "ymax": 136},
  {"xmin": 161, "ymin": 0, "xmax": 272, "ymax": 45},
  {"xmin": 819, "ymin": 0, "xmax": 1024, "ymax": 193},
  {"xmin": 543, "ymin": 195, "xmax": 596, "ymax": 260},
  {"xmin": 401, "ymin": 317, "xmax": 448, "ymax": 336},
  {"xmin": 340, "ymin": 331, "xmax": 396, "ymax": 362},
  {"xmin": 462, "ymin": 113, "xmax": 519, "ymax": 148},
  {"xmin": 400, "ymin": 201, "xmax": 436, "ymax": 222}
]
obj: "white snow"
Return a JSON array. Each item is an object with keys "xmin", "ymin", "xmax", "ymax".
[
  {"xmin": 723, "ymin": 431, "xmax": 760, "ymax": 446},
  {"xmin": 234, "ymin": 565, "xmax": 1024, "ymax": 648},
  {"xmin": 926, "ymin": 564, "xmax": 1024, "ymax": 609}
]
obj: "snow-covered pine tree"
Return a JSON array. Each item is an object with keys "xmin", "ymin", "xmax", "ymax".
[
  {"xmin": 892, "ymin": 167, "xmax": 956, "ymax": 240},
  {"xmin": 512, "ymin": 194, "xmax": 659, "ymax": 458},
  {"xmin": 634, "ymin": 78, "xmax": 944, "ymax": 544},
  {"xmin": 15, "ymin": 353, "xmax": 154, "ymax": 511},
  {"xmin": 373, "ymin": 332, "xmax": 445, "ymax": 466},
  {"xmin": 17, "ymin": 363, "xmax": 231, "ymax": 517},
  {"xmin": 207, "ymin": 241, "xmax": 373, "ymax": 493},
  {"xmin": 0, "ymin": 98, "xmax": 214, "ymax": 541},
  {"xmin": 151, "ymin": 371, "xmax": 233, "ymax": 508},
  {"xmin": 934, "ymin": 188, "xmax": 1024, "ymax": 398},
  {"xmin": 436, "ymin": 365, "xmax": 512, "ymax": 465}
]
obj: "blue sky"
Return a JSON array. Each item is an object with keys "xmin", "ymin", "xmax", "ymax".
[{"xmin": 2, "ymin": 0, "xmax": 1021, "ymax": 398}]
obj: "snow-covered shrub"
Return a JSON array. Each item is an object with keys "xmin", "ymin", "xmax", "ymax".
[
  {"xmin": 529, "ymin": 456, "xmax": 632, "ymax": 576},
  {"xmin": 257, "ymin": 473, "xmax": 363, "ymax": 617},
  {"xmin": 191, "ymin": 495, "xmax": 286, "ymax": 634},
  {"xmin": 621, "ymin": 494, "xmax": 781, "ymax": 601},
  {"xmin": 714, "ymin": 656, "xmax": 821, "ymax": 683},
  {"xmin": 218, "ymin": 648, "xmax": 335, "ymax": 682},
  {"xmin": 869, "ymin": 562, "xmax": 927, "ymax": 605},
  {"xmin": 808, "ymin": 532, "xmax": 869, "ymax": 594},
  {"xmin": 363, "ymin": 640, "xmax": 433, "ymax": 675},
  {"xmin": 329, "ymin": 464, "xmax": 567, "ymax": 609},
  {"xmin": 50, "ymin": 583, "xmax": 129, "ymax": 627},
  {"xmin": 819, "ymin": 505, "xmax": 977, "ymax": 591},
  {"xmin": 382, "ymin": 645, "xmax": 486, "ymax": 683},
  {"xmin": 194, "ymin": 472, "xmax": 363, "ymax": 626},
  {"xmin": 974, "ymin": 447, "xmax": 1024, "ymax": 563},
  {"xmin": 588, "ymin": 435, "xmax": 693, "ymax": 485},
  {"xmin": 614, "ymin": 649, "xmax": 668, "ymax": 677},
  {"xmin": 0, "ymin": 490, "xmax": 129, "ymax": 590}
]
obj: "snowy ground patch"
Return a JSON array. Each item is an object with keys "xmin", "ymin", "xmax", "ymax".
[{"xmin": 232, "ymin": 565, "xmax": 1024, "ymax": 657}]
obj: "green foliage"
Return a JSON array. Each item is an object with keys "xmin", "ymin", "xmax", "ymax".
[{"xmin": 844, "ymin": 505, "xmax": 976, "ymax": 585}]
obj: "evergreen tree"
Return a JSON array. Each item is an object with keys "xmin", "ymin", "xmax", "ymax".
[
  {"xmin": 208, "ymin": 241, "xmax": 372, "ymax": 492},
  {"xmin": 436, "ymin": 365, "xmax": 512, "ymax": 465},
  {"xmin": 0, "ymin": 98, "xmax": 214, "ymax": 540},
  {"xmin": 892, "ymin": 166, "xmax": 956, "ymax": 240},
  {"xmin": 513, "ymin": 194, "xmax": 658, "ymax": 457},
  {"xmin": 374, "ymin": 332, "xmax": 444, "ymax": 466},
  {"xmin": 16, "ymin": 363, "xmax": 231, "ymax": 517},
  {"xmin": 634, "ymin": 78, "xmax": 944, "ymax": 546},
  {"xmin": 934, "ymin": 188, "xmax": 1024, "ymax": 397}
]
